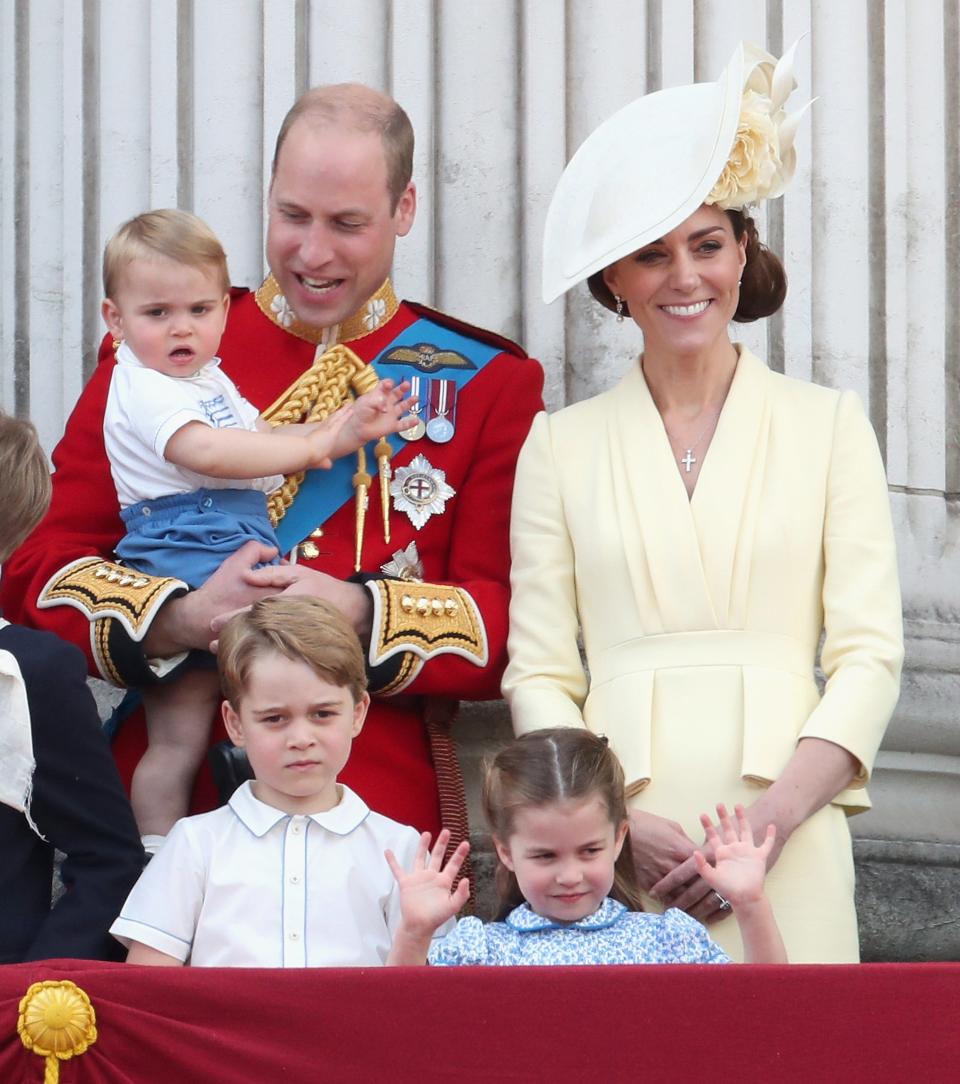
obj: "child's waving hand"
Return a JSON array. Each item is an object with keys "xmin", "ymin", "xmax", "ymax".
[
  {"xmin": 692, "ymin": 804, "xmax": 786, "ymax": 964},
  {"xmin": 693, "ymin": 803, "xmax": 775, "ymax": 909},
  {"xmin": 386, "ymin": 829, "xmax": 470, "ymax": 966}
]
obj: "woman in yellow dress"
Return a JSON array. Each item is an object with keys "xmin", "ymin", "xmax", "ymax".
[{"xmin": 503, "ymin": 42, "xmax": 903, "ymax": 962}]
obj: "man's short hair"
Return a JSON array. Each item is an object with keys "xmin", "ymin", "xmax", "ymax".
[
  {"xmin": 102, "ymin": 209, "xmax": 230, "ymax": 298},
  {"xmin": 271, "ymin": 84, "xmax": 414, "ymax": 211},
  {"xmin": 0, "ymin": 412, "xmax": 51, "ymax": 564},
  {"xmin": 218, "ymin": 596, "xmax": 368, "ymax": 707}
]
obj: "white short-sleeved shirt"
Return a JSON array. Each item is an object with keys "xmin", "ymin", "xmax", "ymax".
[
  {"xmin": 110, "ymin": 782, "xmax": 422, "ymax": 967},
  {"xmin": 104, "ymin": 342, "xmax": 283, "ymax": 508}
]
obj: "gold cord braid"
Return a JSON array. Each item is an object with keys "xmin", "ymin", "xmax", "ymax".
[{"xmin": 261, "ymin": 344, "xmax": 379, "ymax": 526}]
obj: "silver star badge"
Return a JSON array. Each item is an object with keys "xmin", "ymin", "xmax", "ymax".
[
  {"xmin": 389, "ymin": 454, "xmax": 456, "ymax": 530},
  {"xmin": 380, "ymin": 541, "xmax": 425, "ymax": 581}
]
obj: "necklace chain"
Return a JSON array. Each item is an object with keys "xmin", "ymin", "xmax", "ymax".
[{"xmin": 664, "ymin": 409, "xmax": 721, "ymax": 473}]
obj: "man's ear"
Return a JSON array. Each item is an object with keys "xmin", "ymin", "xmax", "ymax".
[
  {"xmin": 221, "ymin": 699, "xmax": 245, "ymax": 747},
  {"xmin": 394, "ymin": 182, "xmax": 417, "ymax": 238},
  {"xmin": 493, "ymin": 835, "xmax": 515, "ymax": 872}
]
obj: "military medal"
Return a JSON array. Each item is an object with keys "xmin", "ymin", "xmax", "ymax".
[
  {"xmin": 425, "ymin": 379, "xmax": 456, "ymax": 443},
  {"xmin": 399, "ymin": 376, "xmax": 427, "ymax": 441},
  {"xmin": 380, "ymin": 541, "xmax": 425, "ymax": 581},
  {"xmin": 390, "ymin": 454, "xmax": 456, "ymax": 529}
]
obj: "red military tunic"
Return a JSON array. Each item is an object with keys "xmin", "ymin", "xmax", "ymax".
[{"xmin": 1, "ymin": 279, "xmax": 544, "ymax": 836}]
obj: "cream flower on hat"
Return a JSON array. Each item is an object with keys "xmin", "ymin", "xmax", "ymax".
[{"xmin": 707, "ymin": 39, "xmax": 812, "ymax": 210}]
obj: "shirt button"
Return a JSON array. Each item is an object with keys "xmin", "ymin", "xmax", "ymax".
[
  {"xmin": 289, "ymin": 931, "xmax": 300, "ymax": 941},
  {"xmin": 141, "ymin": 506, "xmax": 152, "ymax": 517},
  {"xmin": 291, "ymin": 824, "xmax": 302, "ymax": 835},
  {"xmin": 201, "ymin": 497, "xmax": 213, "ymax": 509},
  {"xmin": 289, "ymin": 874, "xmax": 301, "ymax": 884}
]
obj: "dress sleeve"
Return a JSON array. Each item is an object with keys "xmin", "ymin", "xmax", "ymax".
[
  {"xmin": 363, "ymin": 353, "xmax": 544, "ymax": 699},
  {"xmin": 18, "ymin": 632, "xmax": 145, "ymax": 961},
  {"xmin": 501, "ymin": 410, "xmax": 589, "ymax": 732},
  {"xmin": 110, "ymin": 818, "xmax": 206, "ymax": 962},
  {"xmin": 426, "ymin": 916, "xmax": 490, "ymax": 966},
  {"xmin": 798, "ymin": 390, "xmax": 904, "ymax": 787}
]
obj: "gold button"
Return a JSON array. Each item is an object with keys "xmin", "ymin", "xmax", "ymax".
[
  {"xmin": 431, "ymin": 599, "xmax": 443, "ymax": 616},
  {"xmin": 401, "ymin": 595, "xmax": 415, "ymax": 613},
  {"xmin": 309, "ymin": 527, "xmax": 325, "ymax": 538},
  {"xmin": 444, "ymin": 599, "xmax": 459, "ymax": 616},
  {"xmin": 299, "ymin": 541, "xmax": 320, "ymax": 560},
  {"xmin": 416, "ymin": 597, "xmax": 430, "ymax": 616}
]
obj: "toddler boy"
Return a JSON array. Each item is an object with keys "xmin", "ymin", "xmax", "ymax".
[
  {"xmin": 110, "ymin": 595, "xmax": 429, "ymax": 966},
  {"xmin": 100, "ymin": 210, "xmax": 413, "ymax": 851}
]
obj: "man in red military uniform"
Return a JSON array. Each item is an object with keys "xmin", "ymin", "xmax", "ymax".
[{"xmin": 1, "ymin": 84, "xmax": 544, "ymax": 843}]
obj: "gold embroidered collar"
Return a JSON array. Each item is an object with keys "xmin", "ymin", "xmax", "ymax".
[{"xmin": 254, "ymin": 275, "xmax": 399, "ymax": 345}]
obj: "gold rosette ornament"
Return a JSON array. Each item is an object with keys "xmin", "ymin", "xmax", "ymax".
[{"xmin": 18, "ymin": 980, "xmax": 98, "ymax": 1082}]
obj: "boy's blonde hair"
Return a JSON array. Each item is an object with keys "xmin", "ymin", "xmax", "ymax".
[
  {"xmin": 0, "ymin": 412, "xmax": 52, "ymax": 564},
  {"xmin": 218, "ymin": 596, "xmax": 368, "ymax": 707},
  {"xmin": 102, "ymin": 209, "xmax": 230, "ymax": 298}
]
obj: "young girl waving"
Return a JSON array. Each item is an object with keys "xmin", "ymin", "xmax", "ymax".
[{"xmin": 386, "ymin": 728, "xmax": 786, "ymax": 965}]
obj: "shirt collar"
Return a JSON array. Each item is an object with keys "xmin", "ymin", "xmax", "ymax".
[
  {"xmin": 505, "ymin": 897, "xmax": 626, "ymax": 933},
  {"xmin": 228, "ymin": 780, "xmax": 370, "ymax": 838}
]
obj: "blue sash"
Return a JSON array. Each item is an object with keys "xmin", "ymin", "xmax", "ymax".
[{"xmin": 275, "ymin": 317, "xmax": 501, "ymax": 552}]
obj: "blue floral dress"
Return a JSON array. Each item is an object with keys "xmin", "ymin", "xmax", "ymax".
[{"xmin": 427, "ymin": 898, "xmax": 730, "ymax": 966}]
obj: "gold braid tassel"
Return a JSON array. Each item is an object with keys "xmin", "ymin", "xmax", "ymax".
[
  {"xmin": 352, "ymin": 445, "xmax": 372, "ymax": 572},
  {"xmin": 18, "ymin": 981, "xmax": 98, "ymax": 1083},
  {"xmin": 261, "ymin": 343, "xmax": 379, "ymax": 528},
  {"xmin": 374, "ymin": 437, "xmax": 392, "ymax": 544}
]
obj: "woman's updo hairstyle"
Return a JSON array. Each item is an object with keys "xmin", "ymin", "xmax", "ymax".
[
  {"xmin": 726, "ymin": 209, "xmax": 787, "ymax": 322},
  {"xmin": 587, "ymin": 208, "xmax": 787, "ymax": 324}
]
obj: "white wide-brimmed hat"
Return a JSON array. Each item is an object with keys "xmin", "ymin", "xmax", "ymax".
[{"xmin": 542, "ymin": 40, "xmax": 809, "ymax": 305}]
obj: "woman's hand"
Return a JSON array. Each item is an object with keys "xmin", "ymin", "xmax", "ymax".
[
  {"xmin": 693, "ymin": 803, "xmax": 775, "ymax": 909},
  {"xmin": 385, "ymin": 830, "xmax": 470, "ymax": 966},
  {"xmin": 627, "ymin": 809, "xmax": 700, "ymax": 893}
]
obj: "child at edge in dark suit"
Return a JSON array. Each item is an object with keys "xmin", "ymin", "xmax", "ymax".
[{"xmin": 0, "ymin": 411, "xmax": 144, "ymax": 962}]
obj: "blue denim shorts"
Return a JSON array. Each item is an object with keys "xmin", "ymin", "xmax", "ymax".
[{"xmin": 116, "ymin": 488, "xmax": 281, "ymax": 589}]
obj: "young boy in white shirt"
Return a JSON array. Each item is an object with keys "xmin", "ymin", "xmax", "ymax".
[
  {"xmin": 111, "ymin": 595, "xmax": 447, "ymax": 967},
  {"xmin": 99, "ymin": 210, "xmax": 413, "ymax": 853}
]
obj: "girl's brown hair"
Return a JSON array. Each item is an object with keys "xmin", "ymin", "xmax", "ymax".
[{"xmin": 481, "ymin": 727, "xmax": 645, "ymax": 920}]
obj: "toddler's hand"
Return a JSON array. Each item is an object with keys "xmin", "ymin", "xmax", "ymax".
[
  {"xmin": 386, "ymin": 828, "xmax": 470, "ymax": 940},
  {"xmin": 304, "ymin": 403, "xmax": 358, "ymax": 468},
  {"xmin": 692, "ymin": 803, "xmax": 774, "ymax": 910},
  {"xmin": 334, "ymin": 379, "xmax": 417, "ymax": 459}
]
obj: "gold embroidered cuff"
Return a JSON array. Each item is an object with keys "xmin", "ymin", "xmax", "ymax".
[
  {"xmin": 365, "ymin": 580, "xmax": 488, "ymax": 693},
  {"xmin": 38, "ymin": 557, "xmax": 187, "ymax": 641},
  {"xmin": 39, "ymin": 558, "xmax": 189, "ymax": 686}
]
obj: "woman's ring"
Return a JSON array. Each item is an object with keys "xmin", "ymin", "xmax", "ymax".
[{"xmin": 713, "ymin": 891, "xmax": 732, "ymax": 912}]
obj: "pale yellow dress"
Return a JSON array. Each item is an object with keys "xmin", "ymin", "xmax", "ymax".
[{"xmin": 503, "ymin": 348, "xmax": 903, "ymax": 962}]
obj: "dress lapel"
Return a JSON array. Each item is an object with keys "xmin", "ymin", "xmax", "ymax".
[
  {"xmin": 690, "ymin": 347, "xmax": 771, "ymax": 628},
  {"xmin": 608, "ymin": 361, "xmax": 717, "ymax": 631}
]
